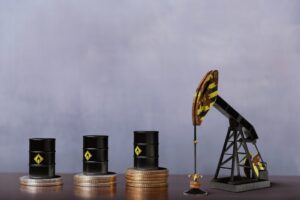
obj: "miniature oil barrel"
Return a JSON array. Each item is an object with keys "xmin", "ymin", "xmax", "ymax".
[
  {"xmin": 29, "ymin": 138, "xmax": 55, "ymax": 179},
  {"xmin": 134, "ymin": 131, "xmax": 159, "ymax": 169},
  {"xmin": 83, "ymin": 135, "xmax": 108, "ymax": 175}
]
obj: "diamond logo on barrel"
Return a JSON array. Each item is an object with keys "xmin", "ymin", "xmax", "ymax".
[
  {"xmin": 135, "ymin": 146, "xmax": 142, "ymax": 156},
  {"xmin": 34, "ymin": 154, "xmax": 44, "ymax": 165},
  {"xmin": 84, "ymin": 150, "xmax": 92, "ymax": 161}
]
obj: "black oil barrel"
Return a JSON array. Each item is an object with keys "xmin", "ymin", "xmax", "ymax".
[
  {"xmin": 134, "ymin": 131, "xmax": 159, "ymax": 169},
  {"xmin": 29, "ymin": 138, "xmax": 55, "ymax": 179},
  {"xmin": 83, "ymin": 135, "xmax": 108, "ymax": 175}
]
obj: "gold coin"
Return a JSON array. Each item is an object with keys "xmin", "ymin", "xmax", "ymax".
[
  {"xmin": 74, "ymin": 173, "xmax": 116, "ymax": 180},
  {"xmin": 126, "ymin": 180, "xmax": 167, "ymax": 184},
  {"xmin": 127, "ymin": 168, "xmax": 168, "ymax": 175},
  {"xmin": 126, "ymin": 182, "xmax": 168, "ymax": 188},
  {"xmin": 75, "ymin": 182, "xmax": 116, "ymax": 187},
  {"xmin": 126, "ymin": 176, "xmax": 167, "ymax": 180},
  {"xmin": 74, "ymin": 176, "xmax": 116, "ymax": 183},
  {"xmin": 126, "ymin": 173, "xmax": 168, "ymax": 177},
  {"xmin": 126, "ymin": 186, "xmax": 168, "ymax": 192},
  {"xmin": 126, "ymin": 174, "xmax": 168, "ymax": 178},
  {"xmin": 74, "ymin": 179, "xmax": 116, "ymax": 184},
  {"xmin": 74, "ymin": 180, "xmax": 116, "ymax": 184},
  {"xmin": 126, "ymin": 175, "xmax": 167, "ymax": 180},
  {"xmin": 125, "ymin": 176, "xmax": 168, "ymax": 181},
  {"xmin": 126, "ymin": 178, "xmax": 168, "ymax": 183}
]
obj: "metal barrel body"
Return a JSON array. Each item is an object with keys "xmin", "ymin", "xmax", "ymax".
[
  {"xmin": 134, "ymin": 131, "xmax": 159, "ymax": 169},
  {"xmin": 29, "ymin": 138, "xmax": 55, "ymax": 179},
  {"xmin": 83, "ymin": 135, "xmax": 108, "ymax": 175}
]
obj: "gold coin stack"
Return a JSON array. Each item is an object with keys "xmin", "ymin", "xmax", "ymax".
[
  {"xmin": 126, "ymin": 168, "xmax": 168, "ymax": 188},
  {"xmin": 73, "ymin": 173, "xmax": 117, "ymax": 187}
]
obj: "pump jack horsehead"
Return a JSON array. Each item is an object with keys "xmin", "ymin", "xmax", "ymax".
[{"xmin": 184, "ymin": 70, "xmax": 270, "ymax": 195}]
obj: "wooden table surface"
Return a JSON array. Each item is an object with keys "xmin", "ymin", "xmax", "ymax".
[{"xmin": 0, "ymin": 173, "xmax": 299, "ymax": 199}]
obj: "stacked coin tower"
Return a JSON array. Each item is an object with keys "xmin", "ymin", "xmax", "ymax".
[
  {"xmin": 20, "ymin": 138, "xmax": 63, "ymax": 187},
  {"xmin": 126, "ymin": 131, "xmax": 168, "ymax": 188},
  {"xmin": 73, "ymin": 135, "xmax": 117, "ymax": 187}
]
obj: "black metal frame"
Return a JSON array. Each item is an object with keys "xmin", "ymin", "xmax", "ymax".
[{"xmin": 213, "ymin": 119, "xmax": 262, "ymax": 184}]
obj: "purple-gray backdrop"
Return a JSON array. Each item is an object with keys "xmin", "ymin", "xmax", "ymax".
[{"xmin": 0, "ymin": 0, "xmax": 299, "ymax": 175}]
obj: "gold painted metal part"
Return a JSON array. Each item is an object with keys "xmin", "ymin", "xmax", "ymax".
[
  {"xmin": 243, "ymin": 153, "xmax": 266, "ymax": 178},
  {"xmin": 188, "ymin": 173, "xmax": 202, "ymax": 189},
  {"xmin": 192, "ymin": 70, "xmax": 219, "ymax": 126}
]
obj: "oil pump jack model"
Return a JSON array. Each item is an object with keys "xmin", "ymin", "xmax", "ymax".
[{"xmin": 184, "ymin": 70, "xmax": 270, "ymax": 195}]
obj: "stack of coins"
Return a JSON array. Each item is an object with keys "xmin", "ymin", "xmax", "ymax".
[
  {"xmin": 126, "ymin": 131, "xmax": 168, "ymax": 188},
  {"xmin": 126, "ymin": 168, "xmax": 168, "ymax": 188},
  {"xmin": 74, "ymin": 135, "xmax": 116, "ymax": 187},
  {"xmin": 74, "ymin": 173, "xmax": 116, "ymax": 187},
  {"xmin": 20, "ymin": 176, "xmax": 63, "ymax": 187}
]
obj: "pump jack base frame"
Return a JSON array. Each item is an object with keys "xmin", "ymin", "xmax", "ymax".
[
  {"xmin": 210, "ymin": 177, "xmax": 271, "ymax": 192},
  {"xmin": 184, "ymin": 188, "xmax": 208, "ymax": 196}
]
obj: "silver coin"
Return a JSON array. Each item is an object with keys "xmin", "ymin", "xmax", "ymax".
[{"xmin": 19, "ymin": 176, "xmax": 63, "ymax": 187}]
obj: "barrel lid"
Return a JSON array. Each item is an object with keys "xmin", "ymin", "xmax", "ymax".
[
  {"xmin": 29, "ymin": 138, "xmax": 55, "ymax": 152},
  {"xmin": 134, "ymin": 131, "xmax": 159, "ymax": 144},
  {"xmin": 83, "ymin": 135, "xmax": 108, "ymax": 148}
]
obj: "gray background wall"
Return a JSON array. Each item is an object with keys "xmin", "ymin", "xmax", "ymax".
[{"xmin": 0, "ymin": 0, "xmax": 299, "ymax": 175}]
